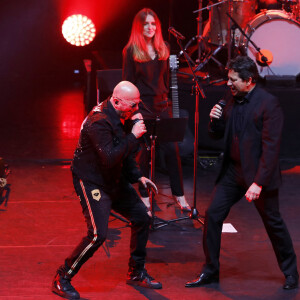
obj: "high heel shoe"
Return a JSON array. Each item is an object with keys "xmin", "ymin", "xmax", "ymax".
[
  {"xmin": 173, "ymin": 195, "xmax": 191, "ymax": 212},
  {"xmin": 141, "ymin": 197, "xmax": 152, "ymax": 216}
]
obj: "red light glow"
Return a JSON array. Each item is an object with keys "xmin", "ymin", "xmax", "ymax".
[{"xmin": 62, "ymin": 14, "xmax": 96, "ymax": 46}]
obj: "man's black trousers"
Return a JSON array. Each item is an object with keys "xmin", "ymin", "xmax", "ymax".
[{"xmin": 62, "ymin": 176, "xmax": 151, "ymax": 278}]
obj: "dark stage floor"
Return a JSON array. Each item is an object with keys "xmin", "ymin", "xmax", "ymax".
[{"xmin": 0, "ymin": 82, "xmax": 300, "ymax": 300}]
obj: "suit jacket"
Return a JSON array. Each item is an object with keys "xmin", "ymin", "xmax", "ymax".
[{"xmin": 209, "ymin": 86, "xmax": 283, "ymax": 190}]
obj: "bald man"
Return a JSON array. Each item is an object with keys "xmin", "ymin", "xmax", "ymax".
[{"xmin": 52, "ymin": 81, "xmax": 162, "ymax": 300}]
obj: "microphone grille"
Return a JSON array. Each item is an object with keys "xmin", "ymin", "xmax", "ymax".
[{"xmin": 218, "ymin": 99, "xmax": 226, "ymax": 109}]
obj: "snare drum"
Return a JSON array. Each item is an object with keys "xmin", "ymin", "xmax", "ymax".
[
  {"xmin": 240, "ymin": 10, "xmax": 300, "ymax": 76},
  {"xmin": 209, "ymin": 0, "xmax": 256, "ymax": 45}
]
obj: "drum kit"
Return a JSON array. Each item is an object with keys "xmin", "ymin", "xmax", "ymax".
[{"xmin": 184, "ymin": 0, "xmax": 300, "ymax": 78}]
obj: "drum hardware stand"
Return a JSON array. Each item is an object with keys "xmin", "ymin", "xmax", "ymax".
[
  {"xmin": 178, "ymin": 36, "xmax": 198, "ymax": 67},
  {"xmin": 225, "ymin": 12, "xmax": 276, "ymax": 75},
  {"xmin": 177, "ymin": 0, "xmax": 205, "ymax": 65},
  {"xmin": 226, "ymin": 0, "xmax": 233, "ymax": 68},
  {"xmin": 196, "ymin": 0, "xmax": 204, "ymax": 63},
  {"xmin": 194, "ymin": 43, "xmax": 226, "ymax": 73},
  {"xmin": 193, "ymin": 0, "xmax": 229, "ymax": 75},
  {"xmin": 229, "ymin": 23, "xmax": 243, "ymax": 58},
  {"xmin": 171, "ymin": 32, "xmax": 207, "ymax": 227}
]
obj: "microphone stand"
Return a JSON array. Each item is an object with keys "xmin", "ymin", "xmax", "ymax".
[
  {"xmin": 172, "ymin": 34, "xmax": 206, "ymax": 225},
  {"xmin": 194, "ymin": 0, "xmax": 231, "ymax": 67}
]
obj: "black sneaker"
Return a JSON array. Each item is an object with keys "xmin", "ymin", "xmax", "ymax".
[
  {"xmin": 126, "ymin": 269, "xmax": 162, "ymax": 289},
  {"xmin": 52, "ymin": 272, "xmax": 80, "ymax": 299}
]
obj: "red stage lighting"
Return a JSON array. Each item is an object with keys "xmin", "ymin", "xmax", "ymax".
[{"xmin": 62, "ymin": 14, "xmax": 96, "ymax": 46}]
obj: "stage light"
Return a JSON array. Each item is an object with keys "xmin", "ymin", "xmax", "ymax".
[{"xmin": 62, "ymin": 14, "xmax": 96, "ymax": 46}]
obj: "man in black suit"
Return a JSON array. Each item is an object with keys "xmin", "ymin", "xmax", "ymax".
[{"xmin": 185, "ymin": 56, "xmax": 298, "ymax": 289}]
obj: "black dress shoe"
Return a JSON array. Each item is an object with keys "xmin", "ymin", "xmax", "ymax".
[
  {"xmin": 185, "ymin": 272, "xmax": 219, "ymax": 287},
  {"xmin": 283, "ymin": 275, "xmax": 299, "ymax": 290}
]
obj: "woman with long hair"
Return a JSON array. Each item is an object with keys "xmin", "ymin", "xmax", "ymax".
[{"xmin": 123, "ymin": 8, "xmax": 191, "ymax": 211}]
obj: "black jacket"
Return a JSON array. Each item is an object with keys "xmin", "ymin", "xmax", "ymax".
[
  {"xmin": 122, "ymin": 45, "xmax": 169, "ymax": 99},
  {"xmin": 209, "ymin": 86, "xmax": 283, "ymax": 190},
  {"xmin": 71, "ymin": 99, "xmax": 142, "ymax": 191}
]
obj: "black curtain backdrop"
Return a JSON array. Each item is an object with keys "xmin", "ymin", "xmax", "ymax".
[
  {"xmin": 0, "ymin": 0, "xmax": 201, "ymax": 92},
  {"xmin": 0, "ymin": 0, "xmax": 299, "ymax": 159}
]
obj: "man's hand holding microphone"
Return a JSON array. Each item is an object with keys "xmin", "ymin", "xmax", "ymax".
[
  {"xmin": 131, "ymin": 113, "xmax": 147, "ymax": 138},
  {"xmin": 210, "ymin": 100, "xmax": 226, "ymax": 120},
  {"xmin": 131, "ymin": 113, "xmax": 150, "ymax": 151}
]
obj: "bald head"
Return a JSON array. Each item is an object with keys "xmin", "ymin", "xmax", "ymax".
[
  {"xmin": 111, "ymin": 81, "xmax": 141, "ymax": 120},
  {"xmin": 112, "ymin": 81, "xmax": 140, "ymax": 102}
]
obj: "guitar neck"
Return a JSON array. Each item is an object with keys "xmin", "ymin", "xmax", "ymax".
[{"xmin": 170, "ymin": 55, "xmax": 180, "ymax": 118}]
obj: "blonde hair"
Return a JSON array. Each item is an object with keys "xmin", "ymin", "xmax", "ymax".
[{"xmin": 123, "ymin": 8, "xmax": 169, "ymax": 62}]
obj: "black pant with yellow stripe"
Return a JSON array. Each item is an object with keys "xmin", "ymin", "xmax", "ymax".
[{"xmin": 59, "ymin": 175, "xmax": 151, "ymax": 279}]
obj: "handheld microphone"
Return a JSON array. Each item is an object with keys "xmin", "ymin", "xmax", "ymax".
[
  {"xmin": 132, "ymin": 118, "xmax": 144, "ymax": 125},
  {"xmin": 168, "ymin": 27, "xmax": 185, "ymax": 40},
  {"xmin": 132, "ymin": 119, "xmax": 150, "ymax": 151},
  {"xmin": 218, "ymin": 99, "xmax": 226, "ymax": 110},
  {"xmin": 216, "ymin": 99, "xmax": 227, "ymax": 120},
  {"xmin": 210, "ymin": 99, "xmax": 226, "ymax": 123}
]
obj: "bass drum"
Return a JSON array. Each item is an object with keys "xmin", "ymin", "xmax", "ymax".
[{"xmin": 240, "ymin": 10, "xmax": 300, "ymax": 76}]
